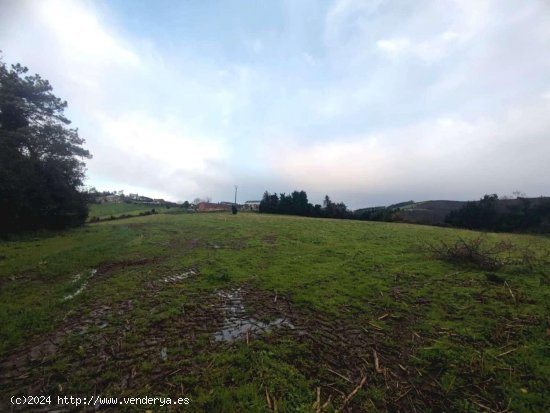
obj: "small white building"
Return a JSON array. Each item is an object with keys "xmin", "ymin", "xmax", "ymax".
[
  {"xmin": 243, "ymin": 200, "xmax": 261, "ymax": 211},
  {"xmin": 105, "ymin": 195, "xmax": 122, "ymax": 203}
]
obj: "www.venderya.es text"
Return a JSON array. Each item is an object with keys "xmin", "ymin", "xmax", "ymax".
[{"xmin": 11, "ymin": 395, "xmax": 190, "ymax": 407}]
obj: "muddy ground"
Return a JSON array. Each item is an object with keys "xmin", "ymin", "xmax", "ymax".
[{"xmin": 1, "ymin": 264, "xmax": 467, "ymax": 413}]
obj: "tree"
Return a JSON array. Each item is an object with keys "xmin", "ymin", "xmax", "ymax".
[
  {"xmin": 260, "ymin": 191, "xmax": 279, "ymax": 213},
  {"xmin": 0, "ymin": 57, "xmax": 91, "ymax": 234},
  {"xmin": 291, "ymin": 190, "xmax": 309, "ymax": 216}
]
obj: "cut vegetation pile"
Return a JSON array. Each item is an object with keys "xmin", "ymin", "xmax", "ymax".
[{"xmin": 0, "ymin": 209, "xmax": 549, "ymax": 412}]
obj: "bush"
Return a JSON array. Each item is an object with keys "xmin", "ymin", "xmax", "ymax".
[{"xmin": 425, "ymin": 236, "xmax": 514, "ymax": 270}]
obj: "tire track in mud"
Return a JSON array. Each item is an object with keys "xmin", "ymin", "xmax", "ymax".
[{"xmin": 0, "ymin": 258, "xmax": 175, "ymax": 397}]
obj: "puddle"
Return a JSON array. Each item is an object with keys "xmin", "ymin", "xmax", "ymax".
[
  {"xmin": 63, "ymin": 268, "xmax": 97, "ymax": 301},
  {"xmin": 214, "ymin": 288, "xmax": 294, "ymax": 342},
  {"xmin": 63, "ymin": 282, "xmax": 89, "ymax": 301},
  {"xmin": 162, "ymin": 268, "xmax": 197, "ymax": 283}
]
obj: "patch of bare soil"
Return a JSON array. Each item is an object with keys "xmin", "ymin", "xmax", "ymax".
[
  {"xmin": 207, "ymin": 240, "xmax": 248, "ymax": 250},
  {"xmin": 94, "ymin": 257, "xmax": 161, "ymax": 278},
  {"xmin": 166, "ymin": 237, "xmax": 202, "ymax": 250},
  {"xmin": 263, "ymin": 234, "xmax": 277, "ymax": 245}
]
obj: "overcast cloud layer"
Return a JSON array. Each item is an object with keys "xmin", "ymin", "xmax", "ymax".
[{"xmin": 1, "ymin": 0, "xmax": 549, "ymax": 207}]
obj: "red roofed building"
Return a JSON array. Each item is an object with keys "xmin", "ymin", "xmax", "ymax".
[{"xmin": 197, "ymin": 202, "xmax": 232, "ymax": 212}]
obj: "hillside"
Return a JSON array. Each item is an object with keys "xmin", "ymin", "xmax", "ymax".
[
  {"xmin": 1, "ymin": 213, "xmax": 548, "ymax": 412},
  {"xmin": 397, "ymin": 200, "xmax": 467, "ymax": 225},
  {"xmin": 87, "ymin": 203, "xmax": 170, "ymax": 221},
  {"xmin": 358, "ymin": 197, "xmax": 550, "ymax": 227}
]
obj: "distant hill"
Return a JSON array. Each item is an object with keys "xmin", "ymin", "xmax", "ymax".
[
  {"xmin": 354, "ymin": 206, "xmax": 386, "ymax": 215},
  {"xmin": 356, "ymin": 197, "xmax": 550, "ymax": 226},
  {"xmin": 395, "ymin": 200, "xmax": 466, "ymax": 225}
]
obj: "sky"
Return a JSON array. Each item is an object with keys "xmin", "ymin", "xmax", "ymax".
[{"xmin": 1, "ymin": 0, "xmax": 549, "ymax": 208}]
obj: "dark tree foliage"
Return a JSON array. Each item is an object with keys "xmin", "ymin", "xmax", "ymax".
[
  {"xmin": 445, "ymin": 195, "xmax": 550, "ymax": 233},
  {"xmin": 355, "ymin": 207, "xmax": 396, "ymax": 222},
  {"xmin": 259, "ymin": 190, "xmax": 352, "ymax": 220},
  {"xmin": 0, "ymin": 58, "xmax": 91, "ymax": 234},
  {"xmin": 259, "ymin": 191, "xmax": 279, "ymax": 213},
  {"xmin": 445, "ymin": 194, "xmax": 499, "ymax": 230}
]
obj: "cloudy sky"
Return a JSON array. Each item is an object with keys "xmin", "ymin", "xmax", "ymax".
[{"xmin": 1, "ymin": 0, "xmax": 549, "ymax": 208}]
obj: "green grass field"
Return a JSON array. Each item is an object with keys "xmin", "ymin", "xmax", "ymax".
[
  {"xmin": 87, "ymin": 203, "xmax": 171, "ymax": 221},
  {"xmin": 1, "ymin": 211, "xmax": 548, "ymax": 412}
]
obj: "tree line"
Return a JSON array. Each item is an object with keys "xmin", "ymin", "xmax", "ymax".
[
  {"xmin": 260, "ymin": 190, "xmax": 353, "ymax": 219},
  {"xmin": 445, "ymin": 194, "xmax": 550, "ymax": 233},
  {"xmin": 259, "ymin": 189, "xmax": 550, "ymax": 234}
]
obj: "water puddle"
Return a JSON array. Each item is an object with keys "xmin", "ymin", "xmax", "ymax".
[
  {"xmin": 214, "ymin": 288, "xmax": 294, "ymax": 342},
  {"xmin": 63, "ymin": 283, "xmax": 89, "ymax": 301},
  {"xmin": 162, "ymin": 268, "xmax": 197, "ymax": 283},
  {"xmin": 63, "ymin": 268, "xmax": 97, "ymax": 301}
]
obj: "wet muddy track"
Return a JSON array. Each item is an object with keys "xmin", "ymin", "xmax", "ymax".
[{"xmin": 1, "ymin": 270, "xmax": 463, "ymax": 412}]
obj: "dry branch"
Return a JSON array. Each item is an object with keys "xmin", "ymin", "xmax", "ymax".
[
  {"xmin": 373, "ymin": 350, "xmax": 384, "ymax": 374},
  {"xmin": 326, "ymin": 367, "xmax": 353, "ymax": 383},
  {"xmin": 342, "ymin": 375, "xmax": 367, "ymax": 407},
  {"xmin": 265, "ymin": 387, "xmax": 272, "ymax": 410}
]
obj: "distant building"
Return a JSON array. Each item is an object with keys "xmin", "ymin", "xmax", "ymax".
[
  {"xmin": 243, "ymin": 200, "xmax": 261, "ymax": 211},
  {"xmin": 137, "ymin": 196, "xmax": 154, "ymax": 203},
  {"xmin": 105, "ymin": 195, "xmax": 122, "ymax": 203},
  {"xmin": 197, "ymin": 202, "xmax": 232, "ymax": 212}
]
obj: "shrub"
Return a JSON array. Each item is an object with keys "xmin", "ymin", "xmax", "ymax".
[{"xmin": 425, "ymin": 235, "xmax": 513, "ymax": 270}]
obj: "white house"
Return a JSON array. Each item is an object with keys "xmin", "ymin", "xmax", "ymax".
[{"xmin": 243, "ymin": 200, "xmax": 261, "ymax": 211}]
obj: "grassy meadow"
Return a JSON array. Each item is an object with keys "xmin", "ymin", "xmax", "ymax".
[
  {"xmin": 0, "ymin": 209, "xmax": 549, "ymax": 412},
  {"xmin": 87, "ymin": 203, "xmax": 171, "ymax": 221}
]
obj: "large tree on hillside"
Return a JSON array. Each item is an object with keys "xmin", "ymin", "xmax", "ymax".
[{"xmin": 0, "ymin": 57, "xmax": 91, "ymax": 233}]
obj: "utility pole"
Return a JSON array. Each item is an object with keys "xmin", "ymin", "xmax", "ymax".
[{"xmin": 232, "ymin": 185, "xmax": 238, "ymax": 215}]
